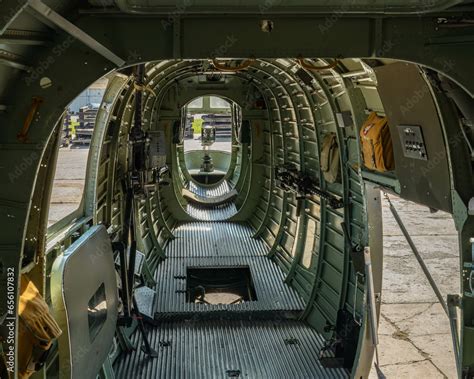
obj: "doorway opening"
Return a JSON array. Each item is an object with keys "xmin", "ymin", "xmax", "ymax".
[{"xmin": 183, "ymin": 96, "xmax": 237, "ymax": 185}]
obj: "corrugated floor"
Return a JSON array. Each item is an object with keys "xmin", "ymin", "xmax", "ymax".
[
  {"xmin": 114, "ymin": 222, "xmax": 347, "ymax": 378},
  {"xmin": 186, "ymin": 202, "xmax": 237, "ymax": 221},
  {"xmin": 188, "ymin": 180, "xmax": 232, "ymax": 197},
  {"xmin": 156, "ymin": 222, "xmax": 304, "ymax": 316},
  {"xmin": 165, "ymin": 222, "xmax": 268, "ymax": 258},
  {"xmin": 113, "ymin": 319, "xmax": 349, "ymax": 379},
  {"xmin": 154, "ymin": 256, "xmax": 304, "ymax": 316},
  {"xmin": 186, "ymin": 181, "xmax": 238, "ymax": 220}
]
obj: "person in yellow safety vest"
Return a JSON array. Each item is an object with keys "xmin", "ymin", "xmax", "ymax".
[
  {"xmin": 69, "ymin": 118, "xmax": 78, "ymax": 140},
  {"xmin": 192, "ymin": 118, "xmax": 203, "ymax": 137}
]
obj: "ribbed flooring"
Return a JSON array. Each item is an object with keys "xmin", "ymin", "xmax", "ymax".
[
  {"xmin": 188, "ymin": 180, "xmax": 232, "ymax": 197},
  {"xmin": 186, "ymin": 181, "xmax": 238, "ymax": 220},
  {"xmin": 113, "ymin": 319, "xmax": 349, "ymax": 379},
  {"xmin": 186, "ymin": 202, "xmax": 237, "ymax": 221},
  {"xmin": 165, "ymin": 222, "xmax": 267, "ymax": 258},
  {"xmin": 155, "ymin": 222, "xmax": 304, "ymax": 317},
  {"xmin": 154, "ymin": 256, "xmax": 304, "ymax": 317},
  {"xmin": 113, "ymin": 222, "xmax": 347, "ymax": 378}
]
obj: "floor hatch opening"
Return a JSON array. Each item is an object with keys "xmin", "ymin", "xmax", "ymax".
[{"xmin": 186, "ymin": 266, "xmax": 257, "ymax": 305}]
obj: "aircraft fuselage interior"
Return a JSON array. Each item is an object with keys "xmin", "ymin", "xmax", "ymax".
[{"xmin": 1, "ymin": 1, "xmax": 474, "ymax": 378}]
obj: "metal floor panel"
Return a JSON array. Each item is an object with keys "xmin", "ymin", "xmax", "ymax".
[
  {"xmin": 113, "ymin": 319, "xmax": 349, "ymax": 379},
  {"xmin": 186, "ymin": 181, "xmax": 238, "ymax": 220},
  {"xmin": 113, "ymin": 222, "xmax": 344, "ymax": 378},
  {"xmin": 154, "ymin": 256, "xmax": 304, "ymax": 316},
  {"xmin": 154, "ymin": 222, "xmax": 303, "ymax": 316},
  {"xmin": 186, "ymin": 202, "xmax": 237, "ymax": 221},
  {"xmin": 188, "ymin": 180, "xmax": 232, "ymax": 197},
  {"xmin": 165, "ymin": 222, "xmax": 268, "ymax": 258}
]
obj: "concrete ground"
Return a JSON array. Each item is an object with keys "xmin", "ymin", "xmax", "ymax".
[
  {"xmin": 370, "ymin": 197, "xmax": 459, "ymax": 379},
  {"xmin": 48, "ymin": 147, "xmax": 89, "ymax": 226},
  {"xmin": 48, "ymin": 148, "xmax": 459, "ymax": 378}
]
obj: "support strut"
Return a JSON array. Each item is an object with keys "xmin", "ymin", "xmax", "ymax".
[
  {"xmin": 384, "ymin": 193, "xmax": 449, "ymax": 316},
  {"xmin": 27, "ymin": 0, "xmax": 125, "ymax": 67}
]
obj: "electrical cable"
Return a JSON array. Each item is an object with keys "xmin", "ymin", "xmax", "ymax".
[
  {"xmin": 296, "ymin": 57, "xmax": 339, "ymax": 71},
  {"xmin": 212, "ymin": 58, "xmax": 255, "ymax": 72}
]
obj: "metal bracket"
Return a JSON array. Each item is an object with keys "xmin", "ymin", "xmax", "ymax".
[
  {"xmin": 341, "ymin": 221, "xmax": 365, "ymax": 276},
  {"xmin": 18, "ymin": 96, "xmax": 43, "ymax": 142}
]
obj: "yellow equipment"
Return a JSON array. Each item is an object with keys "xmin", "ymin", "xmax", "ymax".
[
  {"xmin": 18, "ymin": 276, "xmax": 62, "ymax": 379},
  {"xmin": 360, "ymin": 112, "xmax": 395, "ymax": 172}
]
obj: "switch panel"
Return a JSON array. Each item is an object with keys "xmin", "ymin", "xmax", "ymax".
[{"xmin": 397, "ymin": 125, "xmax": 428, "ymax": 160}]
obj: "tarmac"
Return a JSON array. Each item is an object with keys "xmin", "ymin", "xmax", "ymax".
[
  {"xmin": 370, "ymin": 197, "xmax": 458, "ymax": 378},
  {"xmin": 48, "ymin": 147, "xmax": 89, "ymax": 226},
  {"xmin": 49, "ymin": 147, "xmax": 459, "ymax": 378}
]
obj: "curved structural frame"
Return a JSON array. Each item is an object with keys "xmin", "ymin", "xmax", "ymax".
[{"xmin": 0, "ymin": 2, "xmax": 473, "ymax": 378}]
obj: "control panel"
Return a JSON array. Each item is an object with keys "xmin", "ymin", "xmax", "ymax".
[{"xmin": 397, "ymin": 125, "xmax": 428, "ymax": 160}]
